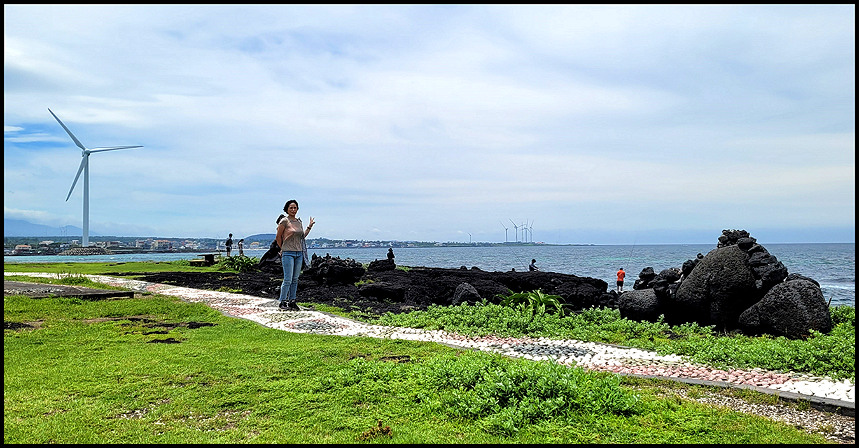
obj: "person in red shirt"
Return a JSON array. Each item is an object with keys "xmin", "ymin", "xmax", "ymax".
[{"xmin": 616, "ymin": 268, "xmax": 626, "ymax": 293}]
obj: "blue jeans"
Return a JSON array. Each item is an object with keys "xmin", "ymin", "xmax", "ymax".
[{"xmin": 280, "ymin": 251, "xmax": 303, "ymax": 303}]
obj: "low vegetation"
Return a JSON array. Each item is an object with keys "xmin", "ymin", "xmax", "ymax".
[
  {"xmin": 214, "ymin": 255, "xmax": 260, "ymax": 273},
  {"xmin": 3, "ymin": 262, "xmax": 853, "ymax": 443},
  {"xmin": 496, "ymin": 289, "xmax": 565, "ymax": 317},
  {"xmin": 5, "ymin": 288, "xmax": 829, "ymax": 443},
  {"xmin": 374, "ymin": 298, "xmax": 855, "ymax": 382}
]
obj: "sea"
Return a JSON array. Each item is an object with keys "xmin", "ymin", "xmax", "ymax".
[{"xmin": 5, "ymin": 243, "xmax": 854, "ymax": 307}]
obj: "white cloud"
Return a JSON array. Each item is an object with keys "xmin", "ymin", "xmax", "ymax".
[{"xmin": 3, "ymin": 4, "xmax": 854, "ymax": 243}]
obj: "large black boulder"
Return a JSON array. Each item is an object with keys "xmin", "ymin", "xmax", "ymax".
[
  {"xmin": 451, "ymin": 282, "xmax": 482, "ymax": 306},
  {"xmin": 618, "ymin": 289, "xmax": 661, "ymax": 323},
  {"xmin": 304, "ymin": 254, "xmax": 366, "ymax": 285},
  {"xmin": 368, "ymin": 258, "xmax": 396, "ymax": 272},
  {"xmin": 358, "ymin": 281, "xmax": 406, "ymax": 302},
  {"xmin": 671, "ymin": 245, "xmax": 759, "ymax": 329},
  {"xmin": 738, "ymin": 279, "xmax": 833, "ymax": 339}
]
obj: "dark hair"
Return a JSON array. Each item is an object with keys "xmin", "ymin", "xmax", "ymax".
[
  {"xmin": 283, "ymin": 199, "xmax": 298, "ymax": 213},
  {"xmin": 276, "ymin": 213, "xmax": 285, "ymax": 224}
]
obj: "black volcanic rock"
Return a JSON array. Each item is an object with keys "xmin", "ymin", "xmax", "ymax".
[{"xmin": 739, "ymin": 278, "xmax": 832, "ymax": 339}]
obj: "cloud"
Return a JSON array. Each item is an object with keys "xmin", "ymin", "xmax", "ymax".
[{"xmin": 3, "ymin": 5, "xmax": 854, "ymax": 243}]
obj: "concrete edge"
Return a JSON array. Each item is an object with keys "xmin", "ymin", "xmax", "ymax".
[{"xmin": 621, "ymin": 373, "xmax": 855, "ymax": 417}]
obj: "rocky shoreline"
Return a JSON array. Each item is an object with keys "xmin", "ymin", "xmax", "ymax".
[{"xmin": 58, "ymin": 247, "xmax": 114, "ymax": 256}]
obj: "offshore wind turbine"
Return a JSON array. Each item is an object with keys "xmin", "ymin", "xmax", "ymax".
[
  {"xmin": 499, "ymin": 221, "xmax": 509, "ymax": 243},
  {"xmin": 49, "ymin": 108, "xmax": 143, "ymax": 247},
  {"xmin": 509, "ymin": 219, "xmax": 519, "ymax": 243}
]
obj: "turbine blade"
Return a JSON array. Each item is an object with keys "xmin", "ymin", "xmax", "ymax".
[
  {"xmin": 88, "ymin": 145, "xmax": 143, "ymax": 153},
  {"xmin": 48, "ymin": 108, "xmax": 86, "ymax": 150},
  {"xmin": 66, "ymin": 157, "xmax": 86, "ymax": 201}
]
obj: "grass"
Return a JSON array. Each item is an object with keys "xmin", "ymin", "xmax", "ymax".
[
  {"xmin": 3, "ymin": 260, "xmax": 217, "ymax": 276},
  {"xmin": 4, "ymin": 262, "xmax": 852, "ymax": 443},
  {"xmin": 5, "ymin": 291, "xmax": 830, "ymax": 443}
]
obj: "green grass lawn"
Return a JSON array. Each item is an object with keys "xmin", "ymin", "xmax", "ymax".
[{"xmin": 4, "ymin": 262, "xmax": 850, "ymax": 443}]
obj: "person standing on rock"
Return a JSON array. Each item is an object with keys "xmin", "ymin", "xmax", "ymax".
[
  {"xmin": 616, "ymin": 267, "xmax": 626, "ymax": 293},
  {"xmin": 225, "ymin": 233, "xmax": 233, "ymax": 257},
  {"xmin": 276, "ymin": 199, "xmax": 314, "ymax": 311},
  {"xmin": 238, "ymin": 239, "xmax": 244, "ymax": 257}
]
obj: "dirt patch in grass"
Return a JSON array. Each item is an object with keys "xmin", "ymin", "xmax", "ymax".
[{"xmin": 4, "ymin": 320, "xmax": 44, "ymax": 331}]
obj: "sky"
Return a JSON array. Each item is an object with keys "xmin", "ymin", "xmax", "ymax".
[{"xmin": 4, "ymin": 4, "xmax": 855, "ymax": 245}]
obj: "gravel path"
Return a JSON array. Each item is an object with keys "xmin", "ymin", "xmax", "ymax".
[{"xmin": 7, "ymin": 272, "xmax": 855, "ymax": 443}]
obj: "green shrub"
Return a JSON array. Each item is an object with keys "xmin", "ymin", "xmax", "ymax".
[
  {"xmin": 57, "ymin": 274, "xmax": 90, "ymax": 285},
  {"xmin": 496, "ymin": 289, "xmax": 564, "ymax": 317},
  {"xmin": 830, "ymin": 305, "xmax": 855, "ymax": 327},
  {"xmin": 215, "ymin": 255, "xmax": 259, "ymax": 273},
  {"xmin": 320, "ymin": 352, "xmax": 640, "ymax": 436}
]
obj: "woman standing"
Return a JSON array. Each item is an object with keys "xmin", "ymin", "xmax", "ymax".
[{"xmin": 276, "ymin": 199, "xmax": 315, "ymax": 310}]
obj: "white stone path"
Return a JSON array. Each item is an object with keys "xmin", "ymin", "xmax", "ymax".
[{"xmin": 6, "ymin": 272, "xmax": 854, "ymax": 408}]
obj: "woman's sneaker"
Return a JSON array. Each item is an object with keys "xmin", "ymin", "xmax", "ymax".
[
  {"xmin": 278, "ymin": 301, "xmax": 290, "ymax": 310},
  {"xmin": 288, "ymin": 302, "xmax": 301, "ymax": 311}
]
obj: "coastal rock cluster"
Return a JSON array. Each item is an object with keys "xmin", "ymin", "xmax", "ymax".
[
  {"xmin": 58, "ymin": 247, "xmax": 114, "ymax": 256},
  {"xmin": 619, "ymin": 229, "xmax": 832, "ymax": 339},
  {"xmin": 292, "ymin": 253, "xmax": 616, "ymax": 315},
  {"xmin": 256, "ymin": 229, "xmax": 832, "ymax": 339}
]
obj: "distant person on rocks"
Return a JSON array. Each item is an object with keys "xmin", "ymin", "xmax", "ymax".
[
  {"xmin": 276, "ymin": 199, "xmax": 315, "ymax": 311},
  {"xmin": 616, "ymin": 267, "xmax": 626, "ymax": 293},
  {"xmin": 225, "ymin": 233, "xmax": 233, "ymax": 257},
  {"xmin": 238, "ymin": 239, "xmax": 244, "ymax": 256},
  {"xmin": 529, "ymin": 259, "xmax": 540, "ymax": 271},
  {"xmin": 387, "ymin": 248, "xmax": 395, "ymax": 260}
]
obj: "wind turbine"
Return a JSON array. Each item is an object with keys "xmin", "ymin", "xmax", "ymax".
[
  {"xmin": 499, "ymin": 221, "xmax": 509, "ymax": 243},
  {"xmin": 509, "ymin": 219, "xmax": 519, "ymax": 243},
  {"xmin": 49, "ymin": 108, "xmax": 142, "ymax": 247},
  {"xmin": 528, "ymin": 220, "xmax": 534, "ymax": 243}
]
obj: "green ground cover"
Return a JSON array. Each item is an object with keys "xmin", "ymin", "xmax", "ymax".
[
  {"xmin": 4, "ymin": 262, "xmax": 852, "ymax": 443},
  {"xmin": 4, "ymin": 291, "xmax": 828, "ymax": 443}
]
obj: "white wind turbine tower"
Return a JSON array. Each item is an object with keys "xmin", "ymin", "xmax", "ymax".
[
  {"xmin": 509, "ymin": 219, "xmax": 519, "ymax": 243},
  {"xmin": 49, "ymin": 108, "xmax": 143, "ymax": 247},
  {"xmin": 499, "ymin": 221, "xmax": 509, "ymax": 243}
]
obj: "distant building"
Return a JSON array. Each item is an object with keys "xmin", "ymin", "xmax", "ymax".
[{"xmin": 151, "ymin": 240, "xmax": 173, "ymax": 250}]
